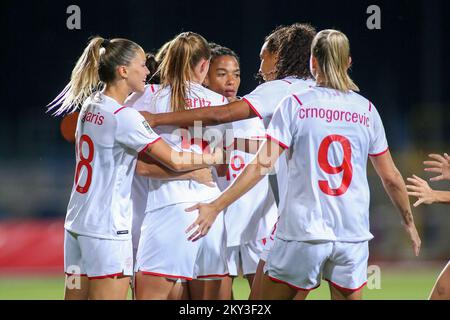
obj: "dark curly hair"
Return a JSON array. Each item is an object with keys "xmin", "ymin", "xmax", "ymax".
[
  {"xmin": 265, "ymin": 23, "xmax": 316, "ymax": 80},
  {"xmin": 209, "ymin": 42, "xmax": 240, "ymax": 65}
]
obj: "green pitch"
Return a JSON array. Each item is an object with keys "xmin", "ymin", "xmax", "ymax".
[{"xmin": 0, "ymin": 267, "xmax": 439, "ymax": 300}]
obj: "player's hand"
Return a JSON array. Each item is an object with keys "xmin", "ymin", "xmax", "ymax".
[
  {"xmin": 406, "ymin": 175, "xmax": 437, "ymax": 207},
  {"xmin": 424, "ymin": 153, "xmax": 450, "ymax": 182},
  {"xmin": 215, "ymin": 163, "xmax": 229, "ymax": 178},
  {"xmin": 403, "ymin": 222, "xmax": 421, "ymax": 257},
  {"xmin": 139, "ymin": 111, "xmax": 156, "ymax": 128},
  {"xmin": 185, "ymin": 203, "xmax": 220, "ymax": 242},
  {"xmin": 191, "ymin": 168, "xmax": 215, "ymax": 187},
  {"xmin": 405, "ymin": 222, "xmax": 422, "ymax": 257}
]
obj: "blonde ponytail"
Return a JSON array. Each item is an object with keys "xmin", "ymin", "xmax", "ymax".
[
  {"xmin": 311, "ymin": 29, "xmax": 359, "ymax": 92},
  {"xmin": 48, "ymin": 36, "xmax": 142, "ymax": 115},
  {"xmin": 158, "ymin": 32, "xmax": 210, "ymax": 112},
  {"xmin": 48, "ymin": 37, "xmax": 104, "ymax": 115}
]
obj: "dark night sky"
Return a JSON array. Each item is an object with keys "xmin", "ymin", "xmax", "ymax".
[{"xmin": 0, "ymin": 0, "xmax": 449, "ymax": 160}]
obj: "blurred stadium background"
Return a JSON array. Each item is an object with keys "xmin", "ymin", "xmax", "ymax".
[{"xmin": 0, "ymin": 0, "xmax": 448, "ymax": 299}]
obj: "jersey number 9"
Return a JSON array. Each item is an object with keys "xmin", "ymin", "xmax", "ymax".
[{"xmin": 318, "ymin": 134, "xmax": 353, "ymax": 196}]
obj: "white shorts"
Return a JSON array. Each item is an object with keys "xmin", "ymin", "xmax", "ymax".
[
  {"xmin": 227, "ymin": 240, "xmax": 265, "ymax": 276},
  {"xmin": 260, "ymin": 220, "xmax": 278, "ymax": 262},
  {"xmin": 265, "ymin": 238, "xmax": 369, "ymax": 292},
  {"xmin": 194, "ymin": 208, "xmax": 228, "ymax": 280},
  {"xmin": 135, "ymin": 202, "xmax": 227, "ymax": 281},
  {"xmin": 64, "ymin": 230, "xmax": 133, "ymax": 279}
]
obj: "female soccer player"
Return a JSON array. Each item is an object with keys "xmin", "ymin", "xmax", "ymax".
[
  {"xmin": 406, "ymin": 153, "xmax": 450, "ymax": 300},
  {"xmin": 130, "ymin": 43, "xmax": 217, "ymax": 300},
  {"xmin": 139, "ymin": 23, "xmax": 317, "ymax": 299},
  {"xmin": 48, "ymin": 36, "xmax": 223, "ymax": 300},
  {"xmin": 185, "ymin": 29, "xmax": 422, "ymax": 300},
  {"xmin": 125, "ymin": 32, "xmax": 232, "ymax": 300},
  {"xmin": 200, "ymin": 43, "xmax": 278, "ymax": 299},
  {"xmin": 203, "ymin": 42, "xmax": 241, "ymax": 101}
]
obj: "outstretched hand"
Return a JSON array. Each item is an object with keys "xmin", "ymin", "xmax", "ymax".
[
  {"xmin": 424, "ymin": 153, "xmax": 450, "ymax": 182},
  {"xmin": 406, "ymin": 175, "xmax": 436, "ymax": 207},
  {"xmin": 185, "ymin": 203, "xmax": 220, "ymax": 242}
]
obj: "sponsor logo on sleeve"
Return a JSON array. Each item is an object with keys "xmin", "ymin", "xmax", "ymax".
[{"xmin": 142, "ymin": 121, "xmax": 155, "ymax": 135}]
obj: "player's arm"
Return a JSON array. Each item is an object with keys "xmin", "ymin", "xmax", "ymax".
[
  {"xmin": 136, "ymin": 153, "xmax": 215, "ymax": 187},
  {"xmin": 144, "ymin": 138, "xmax": 223, "ymax": 172},
  {"xmin": 216, "ymin": 138, "xmax": 262, "ymax": 178},
  {"xmin": 140, "ymin": 100, "xmax": 257, "ymax": 128},
  {"xmin": 370, "ymin": 150, "xmax": 421, "ymax": 256},
  {"xmin": 230, "ymin": 138, "xmax": 263, "ymax": 154},
  {"xmin": 185, "ymin": 138, "xmax": 285, "ymax": 241}
]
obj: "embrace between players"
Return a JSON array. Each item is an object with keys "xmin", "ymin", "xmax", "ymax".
[{"xmin": 48, "ymin": 22, "xmax": 449, "ymax": 300}]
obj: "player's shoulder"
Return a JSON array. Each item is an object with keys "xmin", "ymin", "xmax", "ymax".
[
  {"xmin": 125, "ymin": 84, "xmax": 160, "ymax": 107},
  {"xmin": 197, "ymin": 85, "xmax": 227, "ymax": 104},
  {"xmin": 289, "ymin": 85, "xmax": 320, "ymax": 105},
  {"xmin": 257, "ymin": 79, "xmax": 289, "ymax": 91},
  {"xmin": 346, "ymin": 91, "xmax": 377, "ymax": 113},
  {"xmin": 113, "ymin": 105, "xmax": 144, "ymax": 123},
  {"xmin": 290, "ymin": 78, "xmax": 315, "ymax": 91}
]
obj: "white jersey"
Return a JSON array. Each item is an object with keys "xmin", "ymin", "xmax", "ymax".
[
  {"xmin": 65, "ymin": 92, "xmax": 161, "ymax": 240},
  {"xmin": 242, "ymin": 77, "xmax": 315, "ymax": 201},
  {"xmin": 215, "ymin": 116, "xmax": 278, "ymax": 247},
  {"xmin": 266, "ymin": 87, "xmax": 389, "ymax": 242},
  {"xmin": 125, "ymin": 83, "xmax": 228, "ymax": 211},
  {"xmin": 242, "ymin": 77, "xmax": 314, "ymax": 126}
]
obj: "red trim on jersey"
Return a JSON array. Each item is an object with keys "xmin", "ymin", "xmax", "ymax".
[
  {"xmin": 150, "ymin": 84, "xmax": 155, "ymax": 93},
  {"xmin": 262, "ymin": 238, "xmax": 267, "ymax": 246},
  {"xmin": 325, "ymin": 279, "xmax": 367, "ymax": 293},
  {"xmin": 138, "ymin": 137, "xmax": 162, "ymax": 155},
  {"xmin": 196, "ymin": 273, "xmax": 230, "ymax": 279},
  {"xmin": 369, "ymin": 147, "xmax": 389, "ymax": 157},
  {"xmin": 268, "ymin": 275, "xmax": 320, "ymax": 292},
  {"xmin": 270, "ymin": 219, "xmax": 279, "ymax": 240},
  {"xmin": 114, "ymin": 106, "xmax": 127, "ymax": 114},
  {"xmin": 266, "ymin": 134, "xmax": 289, "ymax": 149},
  {"xmin": 88, "ymin": 272, "xmax": 124, "ymax": 280},
  {"xmin": 222, "ymin": 96, "xmax": 226, "ymax": 103},
  {"xmin": 242, "ymin": 97, "xmax": 263, "ymax": 119},
  {"xmin": 281, "ymin": 79, "xmax": 292, "ymax": 84},
  {"xmin": 292, "ymin": 94, "xmax": 303, "ymax": 106},
  {"xmin": 140, "ymin": 271, "xmax": 193, "ymax": 281},
  {"xmin": 368, "ymin": 101, "xmax": 372, "ymax": 112},
  {"xmin": 65, "ymin": 273, "xmax": 87, "ymax": 277}
]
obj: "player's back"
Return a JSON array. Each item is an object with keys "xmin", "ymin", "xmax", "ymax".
[
  {"xmin": 65, "ymin": 92, "xmax": 154, "ymax": 240},
  {"xmin": 126, "ymin": 83, "xmax": 227, "ymax": 211},
  {"xmin": 268, "ymin": 86, "xmax": 388, "ymax": 242}
]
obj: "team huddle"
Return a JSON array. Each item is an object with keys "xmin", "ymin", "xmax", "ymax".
[{"xmin": 48, "ymin": 22, "xmax": 448, "ymax": 300}]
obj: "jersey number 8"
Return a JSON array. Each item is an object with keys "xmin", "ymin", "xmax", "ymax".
[{"xmin": 75, "ymin": 134, "xmax": 94, "ymax": 194}]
